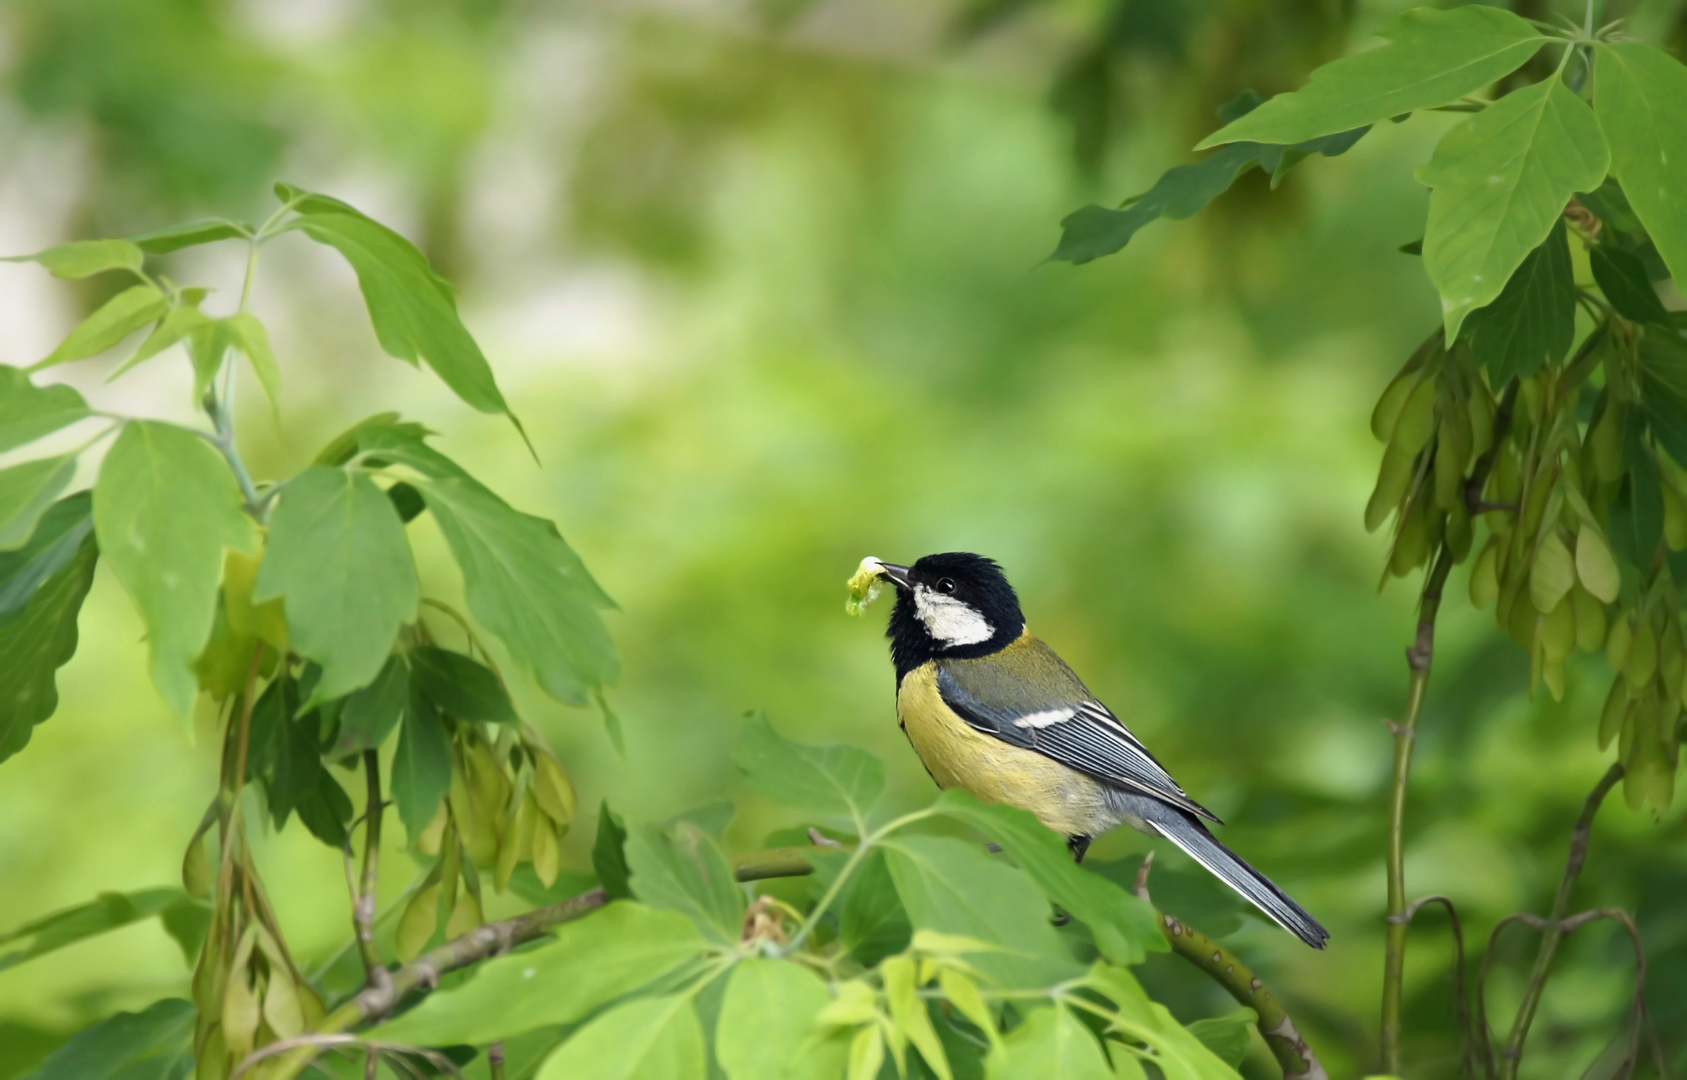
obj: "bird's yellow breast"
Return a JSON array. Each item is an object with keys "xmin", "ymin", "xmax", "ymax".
[{"xmin": 896, "ymin": 661, "xmax": 1115, "ymax": 837}]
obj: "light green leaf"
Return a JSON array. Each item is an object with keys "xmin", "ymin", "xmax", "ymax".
[
  {"xmin": 36, "ymin": 284, "xmax": 169, "ymax": 370},
  {"xmin": 356, "ymin": 426, "xmax": 617, "ymax": 705},
  {"xmin": 4, "ymin": 239, "xmax": 144, "ymax": 280},
  {"xmin": 985, "ymin": 1005, "xmax": 1110, "ymax": 1080},
  {"xmin": 331, "ymin": 652, "xmax": 409, "ymax": 756},
  {"xmin": 409, "ymin": 645, "xmax": 516, "ymax": 723},
  {"xmin": 624, "ymin": 821, "xmax": 745, "ymax": 944},
  {"xmin": 1594, "ymin": 44, "xmax": 1687, "ymax": 287},
  {"xmin": 373, "ymin": 901, "xmax": 708, "ymax": 1045},
  {"xmin": 126, "ymin": 219, "xmax": 250, "ymax": 254},
  {"xmin": 838, "ymin": 849, "xmax": 911, "ymax": 966},
  {"xmin": 537, "ymin": 994, "xmax": 705, "ymax": 1080},
  {"xmin": 1531, "ymin": 531, "xmax": 1576, "ymax": 613},
  {"xmin": 25, "ymin": 998, "xmax": 194, "ymax": 1080},
  {"xmin": 0, "ymin": 531, "xmax": 94, "ymax": 768},
  {"xmin": 276, "ymin": 184, "xmax": 515, "ymax": 423},
  {"xmin": 931, "ymin": 792, "xmax": 1165, "ymax": 965},
  {"xmin": 94, "ymin": 423, "xmax": 258, "ymax": 719},
  {"xmin": 1463, "ymin": 220, "xmax": 1576, "ymax": 384},
  {"xmin": 1577, "ymin": 528, "xmax": 1621, "ymax": 604},
  {"xmin": 0, "ymin": 492, "xmax": 92, "ymax": 624},
  {"xmin": 1419, "ymin": 78, "xmax": 1609, "ymax": 341},
  {"xmin": 717, "ymin": 958, "xmax": 833, "ymax": 1080},
  {"xmin": 111, "ymin": 306, "xmax": 214, "ymax": 381},
  {"xmin": 255, "ymin": 467, "xmax": 418, "ymax": 702},
  {"xmin": 0, "ymin": 888, "xmax": 186, "ymax": 973},
  {"xmin": 1050, "ymin": 144, "xmax": 1262, "ymax": 265},
  {"xmin": 884, "ymin": 835, "xmax": 1081, "ymax": 990},
  {"xmin": 735, "ymin": 710, "xmax": 885, "ymax": 821},
  {"xmin": 224, "ymin": 313, "xmax": 282, "ymax": 410},
  {"xmin": 1185, "ymin": 1010, "xmax": 1256, "ymax": 1069},
  {"xmin": 391, "ymin": 687, "xmax": 453, "ymax": 838},
  {"xmin": 0, "ymin": 456, "xmax": 77, "ymax": 551},
  {"xmin": 0, "ymin": 367, "xmax": 90, "ymax": 453},
  {"xmin": 1198, "ymin": 6, "xmax": 1546, "ymax": 148},
  {"xmin": 1082, "ymin": 964, "xmax": 1243, "ymax": 1080}
]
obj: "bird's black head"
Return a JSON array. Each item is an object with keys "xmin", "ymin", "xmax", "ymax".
[{"xmin": 872, "ymin": 552, "xmax": 1026, "ymax": 680}]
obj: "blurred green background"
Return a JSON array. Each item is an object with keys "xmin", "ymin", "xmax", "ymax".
[{"xmin": 2, "ymin": 0, "xmax": 1685, "ymax": 1076}]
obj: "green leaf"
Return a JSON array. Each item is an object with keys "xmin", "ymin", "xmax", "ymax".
[
  {"xmin": 594, "ymin": 801, "xmax": 634, "ymax": 901},
  {"xmin": 885, "ymin": 835, "xmax": 1082, "ymax": 989},
  {"xmin": 537, "ymin": 993, "xmax": 705, "ymax": 1080},
  {"xmin": 984, "ymin": 1005, "xmax": 1110, "ymax": 1080},
  {"xmin": 246, "ymin": 670, "xmax": 353, "ymax": 847},
  {"xmin": 1184, "ymin": 1010, "xmax": 1256, "ymax": 1069},
  {"xmin": 1419, "ymin": 78, "xmax": 1609, "ymax": 341},
  {"xmin": 126, "ymin": 219, "xmax": 250, "ymax": 254},
  {"xmin": 0, "ymin": 456, "xmax": 77, "ymax": 551},
  {"xmin": 1049, "ymin": 144, "xmax": 1262, "ymax": 264},
  {"xmin": 0, "ymin": 367, "xmax": 90, "ymax": 453},
  {"xmin": 1580, "ymin": 178, "xmax": 1645, "ymax": 236},
  {"xmin": 931, "ymin": 792, "xmax": 1165, "ymax": 965},
  {"xmin": 0, "ymin": 492, "xmax": 93, "ymax": 624},
  {"xmin": 36, "ymin": 284, "xmax": 169, "ymax": 370},
  {"xmin": 276, "ymin": 184, "xmax": 515, "ymax": 422},
  {"xmin": 735, "ymin": 711, "xmax": 886, "ymax": 821},
  {"xmin": 837, "ymin": 849, "xmax": 912, "ymax": 966},
  {"xmin": 716, "ymin": 958, "xmax": 833, "ymax": 1080},
  {"xmin": 313, "ymin": 412, "xmax": 433, "ymax": 467},
  {"xmin": 410, "ymin": 645, "xmax": 516, "ymax": 723},
  {"xmin": 1641, "ymin": 328, "xmax": 1687, "ymax": 467},
  {"xmin": 1463, "ymin": 220, "xmax": 1576, "ymax": 383},
  {"xmin": 1591, "ymin": 244, "xmax": 1671, "ymax": 325},
  {"xmin": 0, "ymin": 889, "xmax": 186, "ymax": 973},
  {"xmin": 111, "ymin": 306, "xmax": 214, "ymax": 381},
  {"xmin": 255, "ymin": 466, "xmax": 418, "ymax": 702},
  {"xmin": 159, "ymin": 898, "xmax": 211, "ymax": 964},
  {"xmin": 223, "ymin": 313, "xmax": 282, "ymax": 410},
  {"xmin": 25, "ymin": 998, "xmax": 194, "ymax": 1080},
  {"xmin": 624, "ymin": 821, "xmax": 745, "ymax": 944},
  {"xmin": 373, "ymin": 901, "xmax": 708, "ymax": 1045},
  {"xmin": 332, "ymin": 652, "xmax": 409, "ymax": 755},
  {"xmin": 357, "ymin": 426, "xmax": 617, "ymax": 705},
  {"xmin": 1610, "ymin": 418, "xmax": 1664, "ymax": 568},
  {"xmin": 4, "ymin": 239, "xmax": 144, "ymax": 280},
  {"xmin": 392, "ymin": 686, "xmax": 454, "ymax": 838},
  {"xmin": 1081, "ymin": 965, "xmax": 1242, "ymax": 1080},
  {"xmin": 1198, "ymin": 5, "xmax": 1546, "ymax": 148},
  {"xmin": 94, "ymin": 423, "xmax": 259, "ymax": 719},
  {"xmin": 1594, "ymin": 44, "xmax": 1687, "ymax": 288}
]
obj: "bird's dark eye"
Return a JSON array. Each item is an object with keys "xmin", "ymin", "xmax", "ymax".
[{"xmin": 936, "ymin": 577, "xmax": 956, "ymax": 594}]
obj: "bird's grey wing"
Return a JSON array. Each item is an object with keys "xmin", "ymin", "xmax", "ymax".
[{"xmin": 935, "ymin": 665, "xmax": 1221, "ymax": 824}]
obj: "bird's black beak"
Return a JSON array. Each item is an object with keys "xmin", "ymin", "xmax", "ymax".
[{"xmin": 872, "ymin": 560, "xmax": 912, "ymax": 589}]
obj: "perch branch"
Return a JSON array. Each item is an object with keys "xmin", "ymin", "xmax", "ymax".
[{"xmin": 1135, "ymin": 853, "xmax": 1326, "ymax": 1079}]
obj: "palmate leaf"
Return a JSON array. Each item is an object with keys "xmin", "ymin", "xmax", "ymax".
[
  {"xmin": 715, "ymin": 958, "xmax": 833, "ymax": 1080},
  {"xmin": 355, "ymin": 425, "xmax": 617, "ymax": 706},
  {"xmin": 35, "ymin": 284, "xmax": 169, "ymax": 371},
  {"xmin": 985, "ymin": 1005, "xmax": 1111, "ymax": 1080},
  {"xmin": 1594, "ymin": 44, "xmax": 1687, "ymax": 288},
  {"xmin": 1198, "ymin": 5, "xmax": 1546, "ymax": 148},
  {"xmin": 275, "ymin": 184, "xmax": 517, "ymax": 426},
  {"xmin": 2, "ymin": 239, "xmax": 144, "ymax": 280},
  {"xmin": 1419, "ymin": 78, "xmax": 1608, "ymax": 341},
  {"xmin": 0, "ymin": 527, "xmax": 96, "ymax": 767},
  {"xmin": 0, "ymin": 456, "xmax": 77, "ymax": 551},
  {"xmin": 623, "ymin": 821, "xmax": 745, "ymax": 944},
  {"xmin": 1082, "ymin": 965, "xmax": 1242, "ymax": 1080},
  {"xmin": 931, "ymin": 791, "xmax": 1164, "ymax": 965},
  {"xmin": 255, "ymin": 466, "xmax": 419, "ymax": 702},
  {"xmin": 247, "ymin": 674, "xmax": 353, "ymax": 847},
  {"xmin": 94, "ymin": 422, "xmax": 259, "ymax": 720},
  {"xmin": 331, "ymin": 652, "xmax": 409, "ymax": 756},
  {"xmin": 1462, "ymin": 220, "xmax": 1576, "ymax": 384},
  {"xmin": 735, "ymin": 711, "xmax": 885, "ymax": 821},
  {"xmin": 536, "ymin": 993, "xmax": 706, "ymax": 1080},
  {"xmin": 1590, "ymin": 242, "xmax": 1672, "ymax": 326},
  {"xmin": 25, "ymin": 998, "xmax": 195, "ymax": 1080},
  {"xmin": 0, "ymin": 366, "xmax": 90, "ymax": 453},
  {"xmin": 372, "ymin": 901, "xmax": 708, "ymax": 1046},
  {"xmin": 1184, "ymin": 1010, "xmax": 1256, "ymax": 1069}
]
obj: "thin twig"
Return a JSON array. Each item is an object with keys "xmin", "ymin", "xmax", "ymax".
[
  {"xmin": 1494, "ymin": 763, "xmax": 1624, "ymax": 1079},
  {"xmin": 1391, "ymin": 895, "xmax": 1474, "ymax": 1078},
  {"xmin": 357, "ymin": 750, "xmax": 390, "ymax": 998},
  {"xmin": 1135, "ymin": 853, "xmax": 1327, "ymax": 1079}
]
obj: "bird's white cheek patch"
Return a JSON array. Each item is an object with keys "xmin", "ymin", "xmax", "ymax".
[{"xmin": 913, "ymin": 586, "xmax": 995, "ymax": 646}]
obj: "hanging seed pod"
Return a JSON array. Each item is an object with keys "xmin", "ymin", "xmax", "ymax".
[
  {"xmin": 1542, "ymin": 656, "xmax": 1568, "ymax": 701},
  {"xmin": 1389, "ymin": 503, "xmax": 1437, "ymax": 578},
  {"xmin": 1531, "ymin": 532, "xmax": 1576, "ymax": 613},
  {"xmin": 1607, "ymin": 612, "xmax": 1634, "ymax": 673},
  {"xmin": 532, "ymin": 815, "xmax": 562, "ymax": 888},
  {"xmin": 449, "ymin": 769, "xmax": 499, "ymax": 867},
  {"xmin": 1521, "ymin": 464, "xmax": 1557, "ymax": 538},
  {"xmin": 1626, "ymin": 617, "xmax": 1659, "ymax": 690},
  {"xmin": 532, "ymin": 752, "xmax": 577, "ymax": 830},
  {"xmin": 1571, "ymin": 585, "xmax": 1608, "ymax": 652},
  {"xmin": 1541, "ymin": 598, "xmax": 1576, "ymax": 664},
  {"xmin": 1600, "ymin": 675, "xmax": 1631, "ymax": 749},
  {"xmin": 1495, "ymin": 444, "xmax": 1523, "ymax": 505},
  {"xmin": 1445, "ymin": 500, "xmax": 1473, "ymax": 563},
  {"xmin": 196, "ymin": 1024, "xmax": 228, "ymax": 1080},
  {"xmin": 1590, "ymin": 398, "xmax": 1624, "ymax": 484},
  {"xmin": 416, "ymin": 800, "xmax": 449, "ymax": 857},
  {"xmin": 1662, "ymin": 619, "xmax": 1685, "ymax": 702},
  {"xmin": 495, "ymin": 789, "xmax": 537, "ymax": 894},
  {"xmin": 182, "ymin": 832, "xmax": 213, "ymax": 901},
  {"xmin": 396, "ymin": 882, "xmax": 442, "ymax": 962},
  {"xmin": 1517, "ymin": 376, "xmax": 1544, "ymax": 431},
  {"xmin": 1391, "ymin": 381, "xmax": 1438, "ymax": 454},
  {"xmin": 1623, "ymin": 695, "xmax": 1665, "ymax": 812},
  {"xmin": 440, "ymin": 826, "xmax": 461, "ymax": 923},
  {"xmin": 1470, "ymin": 539, "xmax": 1501, "ymax": 609},
  {"xmin": 1575, "ymin": 528, "xmax": 1622, "ymax": 603},
  {"xmin": 1508, "ymin": 587, "xmax": 1539, "ymax": 648},
  {"xmin": 1367, "ymin": 444, "xmax": 1417, "ymax": 533},
  {"xmin": 1371, "ymin": 375, "xmax": 1419, "ymax": 443},
  {"xmin": 446, "ymin": 888, "xmax": 483, "ymax": 939},
  {"xmin": 221, "ymin": 929, "xmax": 261, "ymax": 1063},
  {"xmin": 1664, "ymin": 484, "xmax": 1687, "ymax": 550},
  {"xmin": 255, "ymin": 934, "xmax": 304, "ymax": 1039},
  {"xmin": 1468, "ymin": 388, "xmax": 1495, "ymax": 459}
]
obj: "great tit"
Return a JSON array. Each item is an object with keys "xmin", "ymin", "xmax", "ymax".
[{"xmin": 865, "ymin": 552, "xmax": 1328, "ymax": 949}]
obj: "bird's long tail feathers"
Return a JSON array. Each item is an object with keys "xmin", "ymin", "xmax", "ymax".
[{"xmin": 1150, "ymin": 812, "xmax": 1329, "ymax": 950}]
